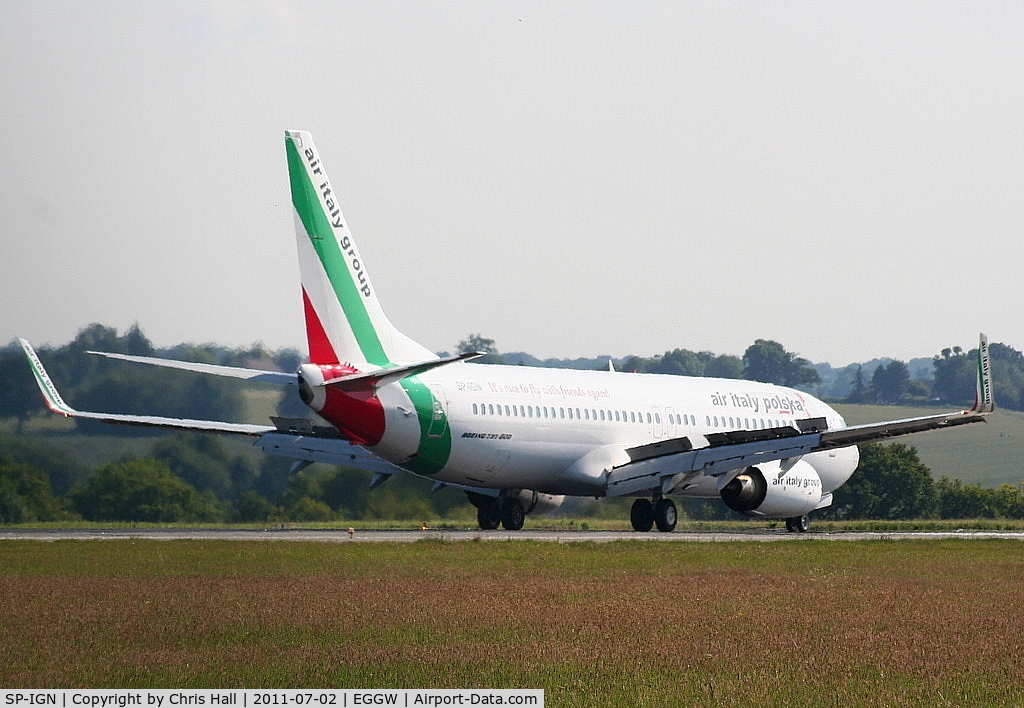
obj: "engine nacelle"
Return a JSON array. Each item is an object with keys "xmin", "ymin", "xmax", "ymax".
[
  {"xmin": 466, "ymin": 490, "xmax": 566, "ymax": 517},
  {"xmin": 719, "ymin": 460, "xmax": 823, "ymax": 518},
  {"xmin": 517, "ymin": 490, "xmax": 566, "ymax": 516}
]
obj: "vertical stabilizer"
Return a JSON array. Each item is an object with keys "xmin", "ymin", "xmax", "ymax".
[
  {"xmin": 973, "ymin": 333, "xmax": 994, "ymax": 413},
  {"xmin": 285, "ymin": 130, "xmax": 435, "ymax": 367}
]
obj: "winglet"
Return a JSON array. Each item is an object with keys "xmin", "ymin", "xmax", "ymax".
[
  {"xmin": 19, "ymin": 338, "xmax": 76, "ymax": 417},
  {"xmin": 971, "ymin": 333, "xmax": 994, "ymax": 414}
]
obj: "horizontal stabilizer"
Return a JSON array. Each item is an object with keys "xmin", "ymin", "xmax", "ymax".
[
  {"xmin": 324, "ymin": 351, "xmax": 483, "ymax": 391},
  {"xmin": 88, "ymin": 350, "xmax": 296, "ymax": 385}
]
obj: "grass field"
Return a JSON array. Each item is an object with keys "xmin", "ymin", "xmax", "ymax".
[{"xmin": 2, "ymin": 539, "xmax": 1023, "ymax": 705}]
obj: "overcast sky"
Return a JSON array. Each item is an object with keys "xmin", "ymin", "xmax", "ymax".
[{"xmin": 3, "ymin": 1, "xmax": 1021, "ymax": 366}]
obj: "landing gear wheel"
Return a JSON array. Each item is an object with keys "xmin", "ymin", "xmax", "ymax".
[
  {"xmin": 630, "ymin": 498, "xmax": 655, "ymax": 532},
  {"xmin": 785, "ymin": 515, "xmax": 809, "ymax": 533},
  {"xmin": 500, "ymin": 498, "xmax": 525, "ymax": 530},
  {"xmin": 476, "ymin": 499, "xmax": 501, "ymax": 530},
  {"xmin": 654, "ymin": 498, "xmax": 678, "ymax": 533}
]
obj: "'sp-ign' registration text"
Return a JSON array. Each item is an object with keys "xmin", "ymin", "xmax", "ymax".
[{"xmin": 3, "ymin": 692, "xmax": 542, "ymax": 708}]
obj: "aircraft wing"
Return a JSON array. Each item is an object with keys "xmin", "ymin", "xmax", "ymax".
[
  {"xmin": 817, "ymin": 332, "xmax": 993, "ymax": 448},
  {"xmin": 607, "ymin": 333, "xmax": 994, "ymax": 498},
  {"xmin": 814, "ymin": 409, "xmax": 988, "ymax": 448},
  {"xmin": 20, "ymin": 339, "xmax": 275, "ymax": 436},
  {"xmin": 22, "ymin": 340, "xmax": 407, "ymax": 485}
]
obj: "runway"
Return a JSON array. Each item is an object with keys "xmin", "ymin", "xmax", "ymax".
[{"xmin": 3, "ymin": 528, "xmax": 1024, "ymax": 542}]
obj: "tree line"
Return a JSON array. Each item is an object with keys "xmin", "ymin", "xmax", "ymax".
[{"xmin": 0, "ymin": 430, "xmax": 473, "ymax": 524}]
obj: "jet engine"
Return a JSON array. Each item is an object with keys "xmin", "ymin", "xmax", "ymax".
[
  {"xmin": 519, "ymin": 490, "xmax": 566, "ymax": 515},
  {"xmin": 719, "ymin": 460, "xmax": 823, "ymax": 518}
]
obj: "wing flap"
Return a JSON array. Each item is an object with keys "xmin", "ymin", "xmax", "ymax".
[
  {"xmin": 254, "ymin": 432, "xmax": 401, "ymax": 472},
  {"xmin": 608, "ymin": 432, "xmax": 821, "ymax": 497}
]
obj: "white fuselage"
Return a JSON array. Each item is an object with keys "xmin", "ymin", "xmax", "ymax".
[{"xmin": 368, "ymin": 363, "xmax": 859, "ymax": 498}]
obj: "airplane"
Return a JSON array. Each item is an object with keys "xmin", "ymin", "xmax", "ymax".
[{"xmin": 20, "ymin": 130, "xmax": 995, "ymax": 533}]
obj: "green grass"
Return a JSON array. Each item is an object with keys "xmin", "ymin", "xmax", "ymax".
[{"xmin": 2, "ymin": 539, "xmax": 1024, "ymax": 705}]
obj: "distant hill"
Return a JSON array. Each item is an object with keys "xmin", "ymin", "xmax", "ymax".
[
  {"xmin": 813, "ymin": 357, "xmax": 935, "ymax": 399},
  {"xmin": 492, "ymin": 352, "xmax": 620, "ymax": 371}
]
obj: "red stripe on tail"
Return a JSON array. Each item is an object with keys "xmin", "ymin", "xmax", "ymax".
[{"xmin": 302, "ymin": 287, "xmax": 339, "ymax": 365}]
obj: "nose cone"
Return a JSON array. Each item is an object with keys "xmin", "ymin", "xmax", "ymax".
[{"xmin": 812, "ymin": 445, "xmax": 860, "ymax": 493}]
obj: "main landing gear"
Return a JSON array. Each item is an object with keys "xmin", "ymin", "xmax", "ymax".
[
  {"xmin": 785, "ymin": 515, "xmax": 810, "ymax": 533},
  {"xmin": 630, "ymin": 497, "xmax": 677, "ymax": 532},
  {"xmin": 474, "ymin": 496, "xmax": 525, "ymax": 531}
]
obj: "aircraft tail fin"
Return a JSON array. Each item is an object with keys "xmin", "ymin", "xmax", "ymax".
[
  {"xmin": 285, "ymin": 130, "xmax": 435, "ymax": 368},
  {"xmin": 972, "ymin": 333, "xmax": 994, "ymax": 413}
]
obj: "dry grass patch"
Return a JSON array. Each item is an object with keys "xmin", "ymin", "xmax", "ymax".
[{"xmin": 1, "ymin": 539, "xmax": 1022, "ymax": 705}]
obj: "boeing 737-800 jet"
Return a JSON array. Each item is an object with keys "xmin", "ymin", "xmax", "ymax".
[{"xmin": 21, "ymin": 131, "xmax": 995, "ymax": 532}]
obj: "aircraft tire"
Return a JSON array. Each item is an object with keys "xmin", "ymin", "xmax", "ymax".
[
  {"xmin": 785, "ymin": 515, "xmax": 809, "ymax": 533},
  {"xmin": 630, "ymin": 498, "xmax": 655, "ymax": 532},
  {"xmin": 500, "ymin": 498, "xmax": 525, "ymax": 530},
  {"xmin": 477, "ymin": 500, "xmax": 501, "ymax": 530},
  {"xmin": 654, "ymin": 498, "xmax": 678, "ymax": 532}
]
